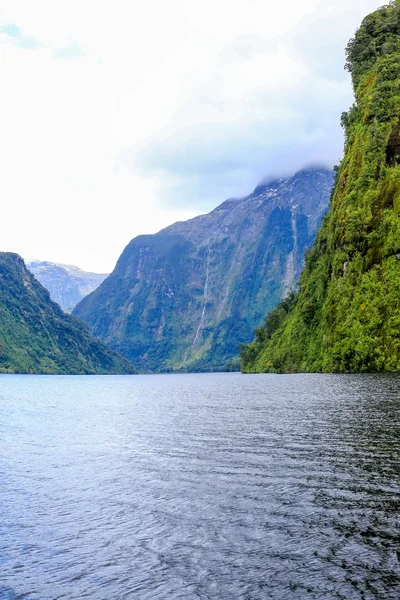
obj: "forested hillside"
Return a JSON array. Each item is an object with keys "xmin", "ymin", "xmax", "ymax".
[
  {"xmin": 0, "ymin": 253, "xmax": 135, "ymax": 374},
  {"xmin": 241, "ymin": 1, "xmax": 400, "ymax": 373}
]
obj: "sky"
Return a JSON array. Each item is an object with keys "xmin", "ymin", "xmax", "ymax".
[{"xmin": 0, "ymin": 0, "xmax": 382, "ymax": 272}]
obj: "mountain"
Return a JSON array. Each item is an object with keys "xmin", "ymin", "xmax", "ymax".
[
  {"xmin": 27, "ymin": 260, "xmax": 108, "ymax": 313},
  {"xmin": 0, "ymin": 252, "xmax": 135, "ymax": 374},
  {"xmin": 241, "ymin": 1, "xmax": 400, "ymax": 373},
  {"xmin": 73, "ymin": 168, "xmax": 334, "ymax": 372}
]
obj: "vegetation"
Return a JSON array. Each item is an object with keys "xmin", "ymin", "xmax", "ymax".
[
  {"xmin": 74, "ymin": 170, "xmax": 333, "ymax": 373},
  {"xmin": 241, "ymin": 1, "xmax": 400, "ymax": 373},
  {"xmin": 0, "ymin": 253, "xmax": 135, "ymax": 374}
]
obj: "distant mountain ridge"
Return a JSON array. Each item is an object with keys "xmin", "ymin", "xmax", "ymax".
[
  {"xmin": 74, "ymin": 167, "xmax": 334, "ymax": 372},
  {"xmin": 27, "ymin": 261, "xmax": 108, "ymax": 313},
  {"xmin": 0, "ymin": 253, "xmax": 134, "ymax": 374}
]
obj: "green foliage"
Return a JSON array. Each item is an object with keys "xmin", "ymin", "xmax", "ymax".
[
  {"xmin": 345, "ymin": 1, "xmax": 400, "ymax": 90},
  {"xmin": 242, "ymin": 1, "xmax": 400, "ymax": 374},
  {"xmin": 0, "ymin": 253, "xmax": 135, "ymax": 374}
]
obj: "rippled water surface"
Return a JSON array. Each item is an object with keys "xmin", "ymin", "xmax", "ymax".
[{"xmin": 1, "ymin": 373, "xmax": 399, "ymax": 599}]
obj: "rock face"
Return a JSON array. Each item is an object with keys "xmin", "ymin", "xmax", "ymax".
[
  {"xmin": 27, "ymin": 261, "xmax": 108, "ymax": 313},
  {"xmin": 241, "ymin": 2, "xmax": 400, "ymax": 373},
  {"xmin": 74, "ymin": 168, "xmax": 334, "ymax": 372},
  {"xmin": 0, "ymin": 253, "xmax": 135, "ymax": 374}
]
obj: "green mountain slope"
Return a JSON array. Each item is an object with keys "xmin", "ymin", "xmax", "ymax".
[
  {"xmin": 73, "ymin": 169, "xmax": 333, "ymax": 372},
  {"xmin": 241, "ymin": 1, "xmax": 400, "ymax": 374},
  {"xmin": 0, "ymin": 253, "xmax": 135, "ymax": 374}
]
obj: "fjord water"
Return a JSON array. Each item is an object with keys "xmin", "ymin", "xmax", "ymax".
[{"xmin": 0, "ymin": 374, "xmax": 399, "ymax": 599}]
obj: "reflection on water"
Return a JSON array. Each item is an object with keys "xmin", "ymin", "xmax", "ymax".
[{"xmin": 0, "ymin": 373, "xmax": 399, "ymax": 599}]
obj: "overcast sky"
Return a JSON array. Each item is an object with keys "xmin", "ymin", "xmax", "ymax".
[{"xmin": 0, "ymin": 0, "xmax": 382, "ymax": 272}]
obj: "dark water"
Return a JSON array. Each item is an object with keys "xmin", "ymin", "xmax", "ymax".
[{"xmin": 0, "ymin": 373, "xmax": 399, "ymax": 599}]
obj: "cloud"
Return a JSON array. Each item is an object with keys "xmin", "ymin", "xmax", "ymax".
[
  {"xmin": 53, "ymin": 40, "xmax": 86, "ymax": 60},
  {"xmin": 0, "ymin": 22, "xmax": 42, "ymax": 49},
  {"xmin": 0, "ymin": 0, "xmax": 383, "ymax": 271},
  {"xmin": 0, "ymin": 21, "xmax": 85, "ymax": 58},
  {"xmin": 1, "ymin": 23, "xmax": 20, "ymax": 36},
  {"xmin": 117, "ymin": 0, "xmax": 382, "ymax": 210}
]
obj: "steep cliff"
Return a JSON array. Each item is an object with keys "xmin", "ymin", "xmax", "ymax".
[
  {"xmin": 241, "ymin": 1, "xmax": 400, "ymax": 373},
  {"xmin": 74, "ymin": 168, "xmax": 334, "ymax": 372},
  {"xmin": 0, "ymin": 253, "xmax": 135, "ymax": 374},
  {"xmin": 27, "ymin": 261, "xmax": 108, "ymax": 313}
]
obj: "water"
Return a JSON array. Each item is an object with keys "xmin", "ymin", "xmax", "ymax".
[{"xmin": 0, "ymin": 373, "xmax": 399, "ymax": 599}]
